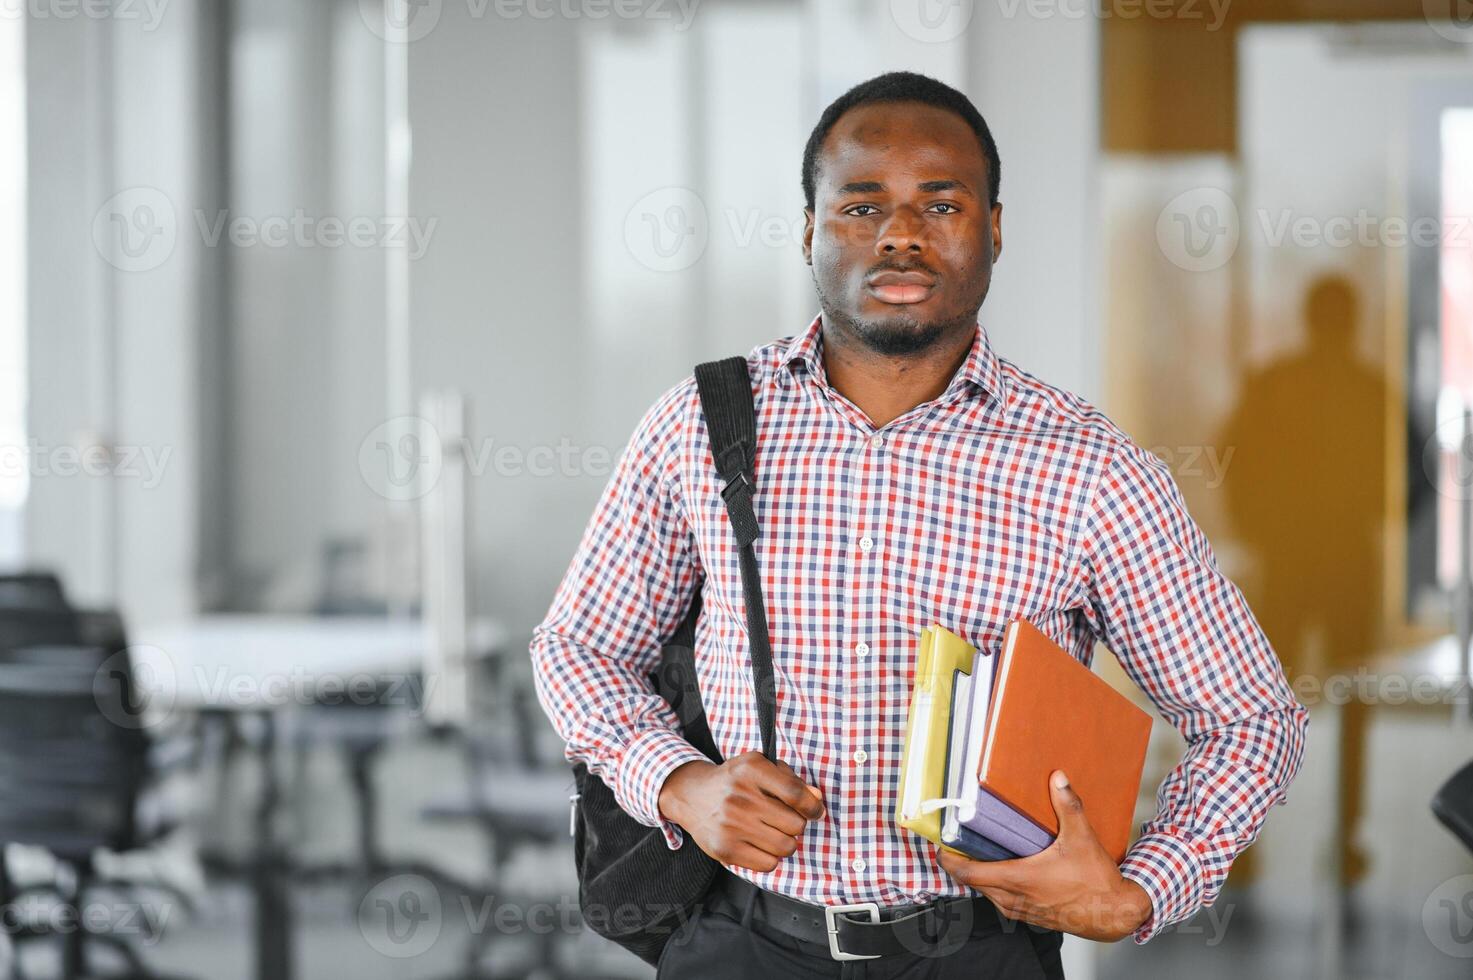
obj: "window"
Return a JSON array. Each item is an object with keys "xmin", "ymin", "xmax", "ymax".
[{"xmin": 0, "ymin": 16, "xmax": 25, "ymax": 565}]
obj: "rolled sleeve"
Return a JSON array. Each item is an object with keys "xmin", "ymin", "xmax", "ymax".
[
  {"xmin": 617, "ymin": 728, "xmax": 715, "ymax": 849},
  {"xmin": 1081, "ymin": 439, "xmax": 1309, "ymax": 943},
  {"xmin": 530, "ymin": 378, "xmax": 711, "ymax": 844},
  {"xmin": 1119, "ymin": 831, "xmax": 1206, "ymax": 942}
]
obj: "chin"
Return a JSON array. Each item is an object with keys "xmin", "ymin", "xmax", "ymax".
[{"xmin": 853, "ymin": 315, "xmax": 946, "ymax": 356}]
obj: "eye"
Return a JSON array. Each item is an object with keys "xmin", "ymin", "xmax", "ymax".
[
  {"xmin": 845, "ymin": 204, "xmax": 880, "ymax": 217},
  {"xmin": 928, "ymin": 202, "xmax": 960, "ymax": 214}
]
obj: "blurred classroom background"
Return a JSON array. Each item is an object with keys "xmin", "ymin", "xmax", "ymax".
[{"xmin": 1, "ymin": 0, "xmax": 1473, "ymax": 977}]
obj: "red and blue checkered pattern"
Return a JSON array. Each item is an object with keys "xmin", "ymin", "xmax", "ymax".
[{"xmin": 531, "ymin": 314, "xmax": 1308, "ymax": 943}]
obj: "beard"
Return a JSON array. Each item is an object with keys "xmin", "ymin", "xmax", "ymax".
[
  {"xmin": 826, "ymin": 307, "xmax": 947, "ymax": 355},
  {"xmin": 815, "ymin": 280, "xmax": 982, "ymax": 356}
]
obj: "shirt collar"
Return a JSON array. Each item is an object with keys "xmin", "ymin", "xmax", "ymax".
[{"xmin": 779, "ymin": 313, "xmax": 1006, "ymax": 407}]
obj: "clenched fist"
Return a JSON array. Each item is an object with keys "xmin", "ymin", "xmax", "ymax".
[{"xmin": 657, "ymin": 752, "xmax": 825, "ymax": 872}]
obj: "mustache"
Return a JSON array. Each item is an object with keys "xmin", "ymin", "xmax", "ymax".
[{"xmin": 866, "ymin": 260, "xmax": 939, "ymax": 279}]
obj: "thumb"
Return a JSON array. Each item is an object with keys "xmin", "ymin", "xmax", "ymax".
[{"xmin": 1048, "ymin": 770, "xmax": 1089, "ymax": 839}]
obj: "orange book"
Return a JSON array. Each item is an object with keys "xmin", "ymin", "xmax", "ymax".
[{"xmin": 977, "ymin": 618, "xmax": 1152, "ymax": 863}]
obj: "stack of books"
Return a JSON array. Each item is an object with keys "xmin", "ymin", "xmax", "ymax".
[{"xmin": 895, "ymin": 619, "xmax": 1152, "ymax": 864}]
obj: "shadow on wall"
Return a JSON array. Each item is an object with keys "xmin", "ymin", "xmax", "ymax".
[{"xmin": 1215, "ymin": 273, "xmax": 1387, "ymax": 889}]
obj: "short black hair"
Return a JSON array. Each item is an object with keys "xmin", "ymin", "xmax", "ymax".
[{"xmin": 801, "ymin": 71, "xmax": 1001, "ymax": 211}]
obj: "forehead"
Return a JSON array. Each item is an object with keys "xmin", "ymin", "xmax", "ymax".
[{"xmin": 815, "ymin": 101, "xmax": 987, "ymax": 194}]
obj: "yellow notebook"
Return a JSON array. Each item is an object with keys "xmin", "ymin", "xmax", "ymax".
[{"xmin": 895, "ymin": 624, "xmax": 977, "ymax": 845}]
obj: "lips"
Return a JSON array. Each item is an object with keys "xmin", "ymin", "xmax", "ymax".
[{"xmin": 866, "ymin": 268, "xmax": 937, "ymax": 305}]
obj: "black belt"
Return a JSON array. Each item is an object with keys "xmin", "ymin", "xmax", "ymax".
[{"xmin": 706, "ymin": 870, "xmax": 1001, "ymax": 962}]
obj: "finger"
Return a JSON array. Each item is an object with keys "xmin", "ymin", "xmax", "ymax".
[
  {"xmin": 741, "ymin": 821, "xmax": 802, "ymax": 861},
  {"xmin": 752, "ymin": 795, "xmax": 808, "ymax": 837},
  {"xmin": 726, "ymin": 842, "xmax": 787, "ymax": 874},
  {"xmin": 937, "ymin": 847, "xmax": 1023, "ymax": 891},
  {"xmin": 757, "ymin": 760, "xmax": 826, "ymax": 820},
  {"xmin": 978, "ymin": 886, "xmax": 1033, "ymax": 923},
  {"xmin": 1048, "ymin": 770, "xmax": 1089, "ymax": 840}
]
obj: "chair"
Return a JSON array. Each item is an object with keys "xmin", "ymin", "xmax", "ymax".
[
  {"xmin": 421, "ymin": 664, "xmax": 631, "ymax": 980},
  {"xmin": 0, "ymin": 646, "xmax": 193, "ymax": 979},
  {"xmin": 1432, "ymin": 759, "xmax": 1473, "ymax": 853},
  {"xmin": 0, "ymin": 607, "xmax": 86, "ymax": 648},
  {"xmin": 0, "ymin": 572, "xmax": 69, "ymax": 612}
]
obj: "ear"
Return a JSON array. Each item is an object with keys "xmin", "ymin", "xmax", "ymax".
[
  {"xmin": 990, "ymin": 201, "xmax": 1003, "ymax": 262},
  {"xmin": 802, "ymin": 209, "xmax": 815, "ymax": 265}
]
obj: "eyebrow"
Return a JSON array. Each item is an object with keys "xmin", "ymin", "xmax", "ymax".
[{"xmin": 835, "ymin": 179, "xmax": 972, "ymax": 195}]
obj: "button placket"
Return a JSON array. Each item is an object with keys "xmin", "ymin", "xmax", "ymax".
[{"xmin": 845, "ymin": 428, "xmax": 891, "ymax": 895}]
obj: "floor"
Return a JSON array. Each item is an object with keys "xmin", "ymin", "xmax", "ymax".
[{"xmin": 12, "ymin": 701, "xmax": 1473, "ymax": 980}]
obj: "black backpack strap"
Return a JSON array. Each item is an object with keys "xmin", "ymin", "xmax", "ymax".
[{"xmin": 693, "ymin": 357, "xmax": 777, "ymax": 763}]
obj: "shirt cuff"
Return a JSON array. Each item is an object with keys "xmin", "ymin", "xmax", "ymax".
[
  {"xmin": 613, "ymin": 726, "xmax": 712, "ymax": 850},
  {"xmin": 1118, "ymin": 831, "xmax": 1206, "ymax": 943}
]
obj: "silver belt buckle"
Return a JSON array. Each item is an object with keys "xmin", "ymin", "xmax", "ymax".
[{"xmin": 824, "ymin": 902, "xmax": 881, "ymax": 961}]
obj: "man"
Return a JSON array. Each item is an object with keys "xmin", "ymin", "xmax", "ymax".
[{"xmin": 531, "ymin": 71, "xmax": 1307, "ymax": 977}]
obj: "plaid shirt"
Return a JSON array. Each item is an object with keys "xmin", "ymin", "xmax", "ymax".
[{"xmin": 531, "ymin": 314, "xmax": 1307, "ymax": 943}]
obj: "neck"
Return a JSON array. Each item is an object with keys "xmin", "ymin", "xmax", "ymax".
[{"xmin": 820, "ymin": 315, "xmax": 977, "ymax": 429}]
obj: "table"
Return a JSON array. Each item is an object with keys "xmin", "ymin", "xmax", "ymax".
[{"xmin": 130, "ymin": 614, "xmax": 509, "ymax": 980}]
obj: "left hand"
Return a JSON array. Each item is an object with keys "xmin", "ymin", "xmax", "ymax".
[{"xmin": 936, "ymin": 770, "xmax": 1153, "ymax": 942}]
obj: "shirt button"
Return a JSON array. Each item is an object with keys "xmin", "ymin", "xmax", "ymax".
[
  {"xmin": 855, "ymin": 642, "xmax": 870, "ymax": 658},
  {"xmin": 853, "ymin": 748, "xmax": 868, "ymax": 764},
  {"xmin": 869, "ymin": 434, "xmax": 885, "ymax": 448},
  {"xmin": 851, "ymin": 858, "xmax": 867, "ymax": 873},
  {"xmin": 859, "ymin": 536, "xmax": 873, "ymax": 553}
]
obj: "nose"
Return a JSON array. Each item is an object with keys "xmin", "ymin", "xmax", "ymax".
[{"xmin": 876, "ymin": 206, "xmax": 925, "ymax": 256}]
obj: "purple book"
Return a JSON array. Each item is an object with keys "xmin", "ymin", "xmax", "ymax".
[
  {"xmin": 957, "ymin": 789, "xmax": 1053, "ymax": 855},
  {"xmin": 942, "ymin": 651, "xmax": 1056, "ymax": 855}
]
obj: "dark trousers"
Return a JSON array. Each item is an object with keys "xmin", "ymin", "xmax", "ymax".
[{"xmin": 655, "ymin": 879, "xmax": 1066, "ymax": 979}]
